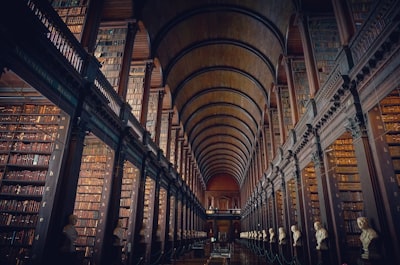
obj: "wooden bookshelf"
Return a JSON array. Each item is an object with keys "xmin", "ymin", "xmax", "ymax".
[
  {"xmin": 267, "ymin": 197, "xmax": 273, "ymax": 230},
  {"xmin": 143, "ymin": 177, "xmax": 155, "ymax": 243},
  {"xmin": 349, "ymin": 0, "xmax": 375, "ymax": 30},
  {"xmin": 302, "ymin": 163, "xmax": 321, "ymax": 223},
  {"xmin": 146, "ymin": 91, "xmax": 159, "ymax": 142},
  {"xmin": 119, "ymin": 160, "xmax": 140, "ymax": 263},
  {"xmin": 73, "ymin": 137, "xmax": 114, "ymax": 263},
  {"xmin": 127, "ymin": 65, "xmax": 146, "ymax": 121},
  {"xmin": 0, "ymin": 103, "xmax": 65, "ymax": 264},
  {"xmin": 308, "ymin": 17, "xmax": 341, "ymax": 87},
  {"xmin": 281, "ymin": 87, "xmax": 293, "ymax": 133},
  {"xmin": 327, "ymin": 134, "xmax": 363, "ymax": 263},
  {"xmin": 51, "ymin": 0, "xmax": 89, "ymax": 41},
  {"xmin": 271, "ymin": 109, "xmax": 281, "ymax": 146},
  {"xmin": 157, "ymin": 188, "xmax": 167, "ymax": 242},
  {"xmin": 159, "ymin": 112, "xmax": 169, "ymax": 155},
  {"xmin": 168, "ymin": 196, "xmax": 175, "ymax": 241},
  {"xmin": 287, "ymin": 178, "xmax": 298, "ymax": 225},
  {"xmin": 94, "ymin": 24, "xmax": 128, "ymax": 93},
  {"xmin": 380, "ymin": 90, "xmax": 400, "ymax": 189},
  {"xmin": 276, "ymin": 189, "xmax": 284, "ymax": 227},
  {"xmin": 291, "ymin": 59, "xmax": 310, "ymax": 117}
]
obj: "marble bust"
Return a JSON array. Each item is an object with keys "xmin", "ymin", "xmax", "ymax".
[
  {"xmin": 278, "ymin": 227, "xmax": 286, "ymax": 245},
  {"xmin": 291, "ymin": 225, "xmax": 301, "ymax": 246},
  {"xmin": 314, "ymin": 221, "xmax": 328, "ymax": 250},
  {"xmin": 357, "ymin": 217, "xmax": 379, "ymax": 260},
  {"xmin": 269, "ymin": 228, "xmax": 276, "ymax": 243}
]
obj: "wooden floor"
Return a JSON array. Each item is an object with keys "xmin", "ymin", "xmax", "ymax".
[{"xmin": 169, "ymin": 242, "xmax": 270, "ymax": 265}]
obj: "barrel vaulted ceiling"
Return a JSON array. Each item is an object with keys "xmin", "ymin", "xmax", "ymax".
[{"xmin": 101, "ymin": 0, "xmax": 328, "ymax": 186}]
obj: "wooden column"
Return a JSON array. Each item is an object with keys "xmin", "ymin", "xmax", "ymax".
[
  {"xmin": 331, "ymin": 0, "xmax": 355, "ymax": 46},
  {"xmin": 80, "ymin": 0, "xmax": 105, "ymax": 53},
  {"xmin": 275, "ymin": 85, "xmax": 286, "ymax": 144},
  {"xmin": 283, "ymin": 57, "xmax": 299, "ymax": 125},
  {"xmin": 118, "ymin": 22, "xmax": 138, "ymax": 99},
  {"xmin": 296, "ymin": 13, "xmax": 320, "ymax": 97},
  {"xmin": 154, "ymin": 90, "xmax": 165, "ymax": 146},
  {"xmin": 140, "ymin": 62, "xmax": 154, "ymax": 127}
]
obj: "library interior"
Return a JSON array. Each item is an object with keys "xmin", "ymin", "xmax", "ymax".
[{"xmin": 0, "ymin": 1, "xmax": 399, "ymax": 265}]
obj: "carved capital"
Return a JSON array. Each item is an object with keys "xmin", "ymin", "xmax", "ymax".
[{"xmin": 345, "ymin": 116, "xmax": 366, "ymax": 139}]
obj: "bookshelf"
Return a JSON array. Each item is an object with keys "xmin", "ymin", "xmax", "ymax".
[
  {"xmin": 349, "ymin": 0, "xmax": 375, "ymax": 30},
  {"xmin": 119, "ymin": 160, "xmax": 140, "ymax": 263},
  {"xmin": 168, "ymin": 196, "xmax": 175, "ymax": 241},
  {"xmin": 271, "ymin": 109, "xmax": 281, "ymax": 146},
  {"xmin": 73, "ymin": 136, "xmax": 114, "ymax": 263},
  {"xmin": 143, "ymin": 177, "xmax": 155, "ymax": 244},
  {"xmin": 94, "ymin": 25, "xmax": 128, "ymax": 93},
  {"xmin": 157, "ymin": 188, "xmax": 167, "ymax": 243},
  {"xmin": 291, "ymin": 59, "xmax": 310, "ymax": 117},
  {"xmin": 51, "ymin": 0, "xmax": 89, "ymax": 41},
  {"xmin": 159, "ymin": 112, "xmax": 169, "ymax": 155},
  {"xmin": 146, "ymin": 91, "xmax": 159, "ymax": 142},
  {"xmin": 308, "ymin": 17, "xmax": 341, "ymax": 87},
  {"xmin": 276, "ymin": 189, "xmax": 284, "ymax": 227},
  {"xmin": 302, "ymin": 163, "xmax": 321, "ymax": 223},
  {"xmin": 127, "ymin": 65, "xmax": 146, "ymax": 121},
  {"xmin": 379, "ymin": 90, "xmax": 400, "ymax": 189},
  {"xmin": 287, "ymin": 178, "xmax": 298, "ymax": 225},
  {"xmin": 281, "ymin": 87, "xmax": 293, "ymax": 133},
  {"xmin": 0, "ymin": 102, "xmax": 66, "ymax": 264},
  {"xmin": 267, "ymin": 197, "xmax": 273, "ymax": 230},
  {"xmin": 327, "ymin": 134, "xmax": 363, "ymax": 260}
]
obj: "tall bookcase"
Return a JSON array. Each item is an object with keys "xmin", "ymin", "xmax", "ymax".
[
  {"xmin": 281, "ymin": 87, "xmax": 293, "ymax": 133},
  {"xmin": 287, "ymin": 178, "xmax": 298, "ymax": 226},
  {"xmin": 94, "ymin": 24, "xmax": 128, "ymax": 92},
  {"xmin": 308, "ymin": 17, "xmax": 341, "ymax": 87},
  {"xmin": 291, "ymin": 59, "xmax": 310, "ymax": 118},
  {"xmin": 302, "ymin": 163, "xmax": 321, "ymax": 223},
  {"xmin": 127, "ymin": 65, "xmax": 146, "ymax": 121},
  {"xmin": 146, "ymin": 91, "xmax": 159, "ymax": 142},
  {"xmin": 0, "ymin": 102, "xmax": 67, "ymax": 264},
  {"xmin": 51, "ymin": 0, "xmax": 90, "ymax": 41},
  {"xmin": 349, "ymin": 0, "xmax": 375, "ymax": 30},
  {"xmin": 275, "ymin": 189, "xmax": 284, "ymax": 227},
  {"xmin": 168, "ymin": 196, "xmax": 175, "ymax": 241},
  {"xmin": 143, "ymin": 177, "xmax": 155, "ymax": 244},
  {"xmin": 73, "ymin": 136, "xmax": 114, "ymax": 264},
  {"xmin": 379, "ymin": 89, "xmax": 400, "ymax": 189},
  {"xmin": 326, "ymin": 134, "xmax": 362, "ymax": 263},
  {"xmin": 157, "ymin": 188, "xmax": 167, "ymax": 243},
  {"xmin": 119, "ymin": 160, "xmax": 140, "ymax": 263}
]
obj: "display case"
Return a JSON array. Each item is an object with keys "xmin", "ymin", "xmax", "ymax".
[{"xmin": 0, "ymin": 102, "xmax": 67, "ymax": 264}]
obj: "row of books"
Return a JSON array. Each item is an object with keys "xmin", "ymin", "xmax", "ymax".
[
  {"xmin": 0, "ymin": 213, "xmax": 38, "ymax": 227},
  {"xmin": 0, "ymin": 185, "xmax": 44, "ymax": 196},
  {"xmin": 0, "ymin": 200, "xmax": 40, "ymax": 212},
  {"xmin": 0, "ymin": 229, "xmax": 35, "ymax": 245},
  {"xmin": 0, "ymin": 105, "xmax": 59, "ymax": 114}
]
